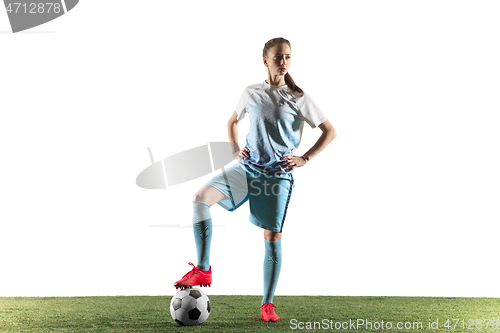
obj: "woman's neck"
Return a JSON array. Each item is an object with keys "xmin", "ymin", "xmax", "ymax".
[{"xmin": 266, "ymin": 74, "xmax": 286, "ymax": 87}]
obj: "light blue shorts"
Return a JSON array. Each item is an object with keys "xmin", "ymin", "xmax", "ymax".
[{"xmin": 206, "ymin": 161, "xmax": 294, "ymax": 233}]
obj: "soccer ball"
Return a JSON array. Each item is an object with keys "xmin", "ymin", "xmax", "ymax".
[{"xmin": 170, "ymin": 288, "xmax": 211, "ymax": 326}]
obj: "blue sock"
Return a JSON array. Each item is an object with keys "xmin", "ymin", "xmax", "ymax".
[
  {"xmin": 192, "ymin": 201, "xmax": 212, "ymax": 271},
  {"xmin": 262, "ymin": 238, "xmax": 282, "ymax": 305}
]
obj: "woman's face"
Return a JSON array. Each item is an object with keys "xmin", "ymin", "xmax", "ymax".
[{"xmin": 264, "ymin": 43, "xmax": 292, "ymax": 78}]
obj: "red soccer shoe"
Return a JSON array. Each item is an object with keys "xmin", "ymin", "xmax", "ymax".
[
  {"xmin": 261, "ymin": 303, "xmax": 279, "ymax": 322},
  {"xmin": 174, "ymin": 262, "xmax": 212, "ymax": 290}
]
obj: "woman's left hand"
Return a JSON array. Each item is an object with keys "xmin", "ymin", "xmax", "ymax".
[{"xmin": 279, "ymin": 155, "xmax": 308, "ymax": 171}]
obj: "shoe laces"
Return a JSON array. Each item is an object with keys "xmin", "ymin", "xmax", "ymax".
[
  {"xmin": 181, "ymin": 262, "xmax": 197, "ymax": 278},
  {"xmin": 262, "ymin": 303, "xmax": 277, "ymax": 314}
]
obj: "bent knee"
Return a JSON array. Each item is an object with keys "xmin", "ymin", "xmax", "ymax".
[
  {"xmin": 192, "ymin": 186, "xmax": 212, "ymax": 203},
  {"xmin": 192, "ymin": 192, "xmax": 205, "ymax": 203},
  {"xmin": 192, "ymin": 185, "xmax": 226, "ymax": 206}
]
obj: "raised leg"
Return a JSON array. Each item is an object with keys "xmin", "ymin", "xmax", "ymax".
[
  {"xmin": 192, "ymin": 185, "xmax": 228, "ymax": 207},
  {"xmin": 191, "ymin": 185, "xmax": 228, "ymax": 271},
  {"xmin": 174, "ymin": 185, "xmax": 229, "ymax": 289}
]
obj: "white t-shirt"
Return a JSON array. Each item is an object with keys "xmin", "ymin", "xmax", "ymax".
[{"xmin": 235, "ymin": 81, "xmax": 328, "ymax": 173}]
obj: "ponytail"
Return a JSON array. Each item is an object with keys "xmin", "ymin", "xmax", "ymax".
[
  {"xmin": 285, "ymin": 72, "xmax": 303, "ymax": 94},
  {"xmin": 263, "ymin": 37, "xmax": 304, "ymax": 94}
]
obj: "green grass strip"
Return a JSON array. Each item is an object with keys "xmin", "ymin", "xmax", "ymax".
[{"xmin": 0, "ymin": 296, "xmax": 499, "ymax": 332}]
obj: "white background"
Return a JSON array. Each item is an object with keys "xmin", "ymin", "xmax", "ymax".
[{"xmin": 1, "ymin": 1, "xmax": 499, "ymax": 298}]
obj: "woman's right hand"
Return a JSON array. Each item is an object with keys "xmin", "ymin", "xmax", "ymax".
[
  {"xmin": 230, "ymin": 143, "xmax": 250, "ymax": 160},
  {"xmin": 238, "ymin": 146, "xmax": 250, "ymax": 160}
]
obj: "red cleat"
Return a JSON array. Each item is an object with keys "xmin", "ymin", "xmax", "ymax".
[
  {"xmin": 174, "ymin": 262, "xmax": 212, "ymax": 290},
  {"xmin": 261, "ymin": 303, "xmax": 279, "ymax": 322}
]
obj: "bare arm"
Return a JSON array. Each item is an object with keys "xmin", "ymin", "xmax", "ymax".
[
  {"xmin": 227, "ymin": 111, "xmax": 249, "ymax": 159},
  {"xmin": 227, "ymin": 111, "xmax": 239, "ymax": 146},
  {"xmin": 302, "ymin": 119, "xmax": 337, "ymax": 162},
  {"xmin": 280, "ymin": 119, "xmax": 337, "ymax": 171}
]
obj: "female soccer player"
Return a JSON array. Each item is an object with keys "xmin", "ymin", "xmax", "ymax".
[{"xmin": 174, "ymin": 37, "xmax": 337, "ymax": 322}]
